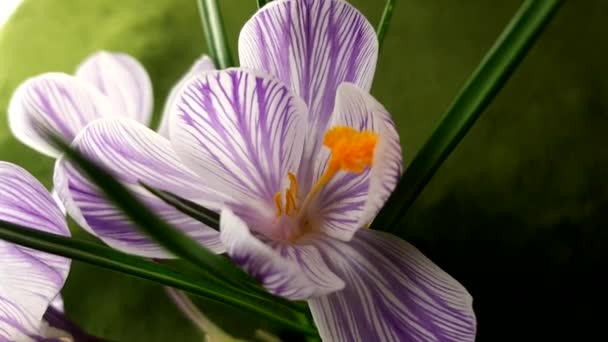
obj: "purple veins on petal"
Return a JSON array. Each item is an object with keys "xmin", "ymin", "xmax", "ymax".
[{"xmin": 0, "ymin": 162, "xmax": 71, "ymax": 341}]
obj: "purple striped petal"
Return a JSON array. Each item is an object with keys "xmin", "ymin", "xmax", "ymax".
[
  {"xmin": 54, "ymin": 118, "xmax": 226, "ymax": 258},
  {"xmin": 239, "ymin": 0, "xmax": 378, "ymax": 190},
  {"xmin": 220, "ymin": 209, "xmax": 344, "ymax": 300},
  {"xmin": 76, "ymin": 51, "xmax": 153, "ymax": 125},
  {"xmin": 158, "ymin": 55, "xmax": 216, "ymax": 137},
  {"xmin": 0, "ymin": 162, "xmax": 70, "ymax": 341},
  {"xmin": 309, "ymin": 229, "xmax": 476, "ymax": 342},
  {"xmin": 8, "ymin": 73, "xmax": 115, "ymax": 157},
  {"xmin": 314, "ymin": 83, "xmax": 402, "ymax": 241},
  {"xmin": 170, "ymin": 69, "xmax": 307, "ymax": 212}
]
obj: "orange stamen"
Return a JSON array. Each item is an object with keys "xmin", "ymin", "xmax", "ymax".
[
  {"xmin": 274, "ymin": 126, "xmax": 378, "ymax": 227},
  {"xmin": 274, "ymin": 192, "xmax": 283, "ymax": 218},
  {"xmin": 288, "ymin": 172, "xmax": 299, "ymax": 199},
  {"xmin": 285, "ymin": 189, "xmax": 297, "ymax": 215}
]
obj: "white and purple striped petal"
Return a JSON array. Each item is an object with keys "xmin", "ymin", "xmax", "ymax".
[
  {"xmin": 54, "ymin": 118, "xmax": 226, "ymax": 258},
  {"xmin": 158, "ymin": 55, "xmax": 216, "ymax": 137},
  {"xmin": 8, "ymin": 73, "xmax": 115, "ymax": 157},
  {"xmin": 0, "ymin": 162, "xmax": 70, "ymax": 341},
  {"xmin": 239, "ymin": 0, "xmax": 378, "ymax": 190},
  {"xmin": 76, "ymin": 51, "xmax": 153, "ymax": 125},
  {"xmin": 220, "ymin": 209, "xmax": 344, "ymax": 300},
  {"xmin": 309, "ymin": 229, "xmax": 476, "ymax": 342},
  {"xmin": 170, "ymin": 69, "xmax": 307, "ymax": 212},
  {"xmin": 314, "ymin": 83, "xmax": 402, "ymax": 241}
]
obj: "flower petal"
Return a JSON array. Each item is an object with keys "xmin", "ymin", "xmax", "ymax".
[
  {"xmin": 8, "ymin": 72, "xmax": 115, "ymax": 157},
  {"xmin": 157, "ymin": 55, "xmax": 216, "ymax": 137},
  {"xmin": 239, "ymin": 0, "xmax": 378, "ymax": 187},
  {"xmin": 170, "ymin": 69, "xmax": 307, "ymax": 210},
  {"xmin": 220, "ymin": 209, "xmax": 344, "ymax": 300},
  {"xmin": 54, "ymin": 118, "xmax": 226, "ymax": 258},
  {"xmin": 76, "ymin": 51, "xmax": 153, "ymax": 125},
  {"xmin": 0, "ymin": 162, "xmax": 70, "ymax": 341},
  {"xmin": 314, "ymin": 83, "xmax": 402, "ymax": 241},
  {"xmin": 309, "ymin": 229, "xmax": 476, "ymax": 342}
]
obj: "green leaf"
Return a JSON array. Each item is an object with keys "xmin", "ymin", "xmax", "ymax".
[
  {"xmin": 197, "ymin": 0, "xmax": 234, "ymax": 68},
  {"xmin": 139, "ymin": 182, "xmax": 220, "ymax": 230},
  {"xmin": 0, "ymin": 220, "xmax": 316, "ymax": 336},
  {"xmin": 372, "ymin": 0, "xmax": 563, "ymax": 233},
  {"xmin": 377, "ymin": 0, "xmax": 397, "ymax": 50},
  {"xmin": 257, "ymin": 0, "xmax": 270, "ymax": 8}
]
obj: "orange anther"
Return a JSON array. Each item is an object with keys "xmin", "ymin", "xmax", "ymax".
[{"xmin": 274, "ymin": 192, "xmax": 283, "ymax": 218}]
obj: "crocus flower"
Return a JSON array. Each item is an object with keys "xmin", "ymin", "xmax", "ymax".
[
  {"xmin": 8, "ymin": 50, "xmax": 153, "ymax": 158},
  {"xmin": 0, "ymin": 162, "xmax": 72, "ymax": 341},
  {"xmin": 157, "ymin": 56, "xmax": 216, "ymax": 137},
  {"xmin": 8, "ymin": 52, "xmax": 220, "ymax": 257},
  {"xmin": 53, "ymin": 0, "xmax": 476, "ymax": 340}
]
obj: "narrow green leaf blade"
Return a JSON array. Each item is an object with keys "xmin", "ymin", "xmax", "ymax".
[
  {"xmin": 197, "ymin": 0, "xmax": 234, "ymax": 68},
  {"xmin": 373, "ymin": 0, "xmax": 563, "ymax": 233},
  {"xmin": 377, "ymin": 0, "xmax": 397, "ymax": 50},
  {"xmin": 139, "ymin": 182, "xmax": 220, "ymax": 230},
  {"xmin": 257, "ymin": 0, "xmax": 270, "ymax": 8},
  {"xmin": 0, "ymin": 220, "xmax": 316, "ymax": 335}
]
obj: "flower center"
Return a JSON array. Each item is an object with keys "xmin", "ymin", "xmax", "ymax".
[{"xmin": 272, "ymin": 126, "xmax": 378, "ymax": 240}]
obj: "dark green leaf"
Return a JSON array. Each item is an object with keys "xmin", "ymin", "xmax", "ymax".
[
  {"xmin": 373, "ymin": 0, "xmax": 563, "ymax": 233},
  {"xmin": 257, "ymin": 0, "xmax": 270, "ymax": 8},
  {"xmin": 197, "ymin": 0, "xmax": 234, "ymax": 68},
  {"xmin": 377, "ymin": 0, "xmax": 397, "ymax": 50},
  {"xmin": 0, "ymin": 220, "xmax": 316, "ymax": 336},
  {"xmin": 139, "ymin": 182, "xmax": 220, "ymax": 230}
]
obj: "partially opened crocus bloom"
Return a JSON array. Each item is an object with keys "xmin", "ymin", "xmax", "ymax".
[
  {"xmin": 54, "ymin": 0, "xmax": 476, "ymax": 340},
  {"xmin": 8, "ymin": 50, "xmax": 153, "ymax": 158},
  {"xmin": 0, "ymin": 162, "xmax": 72, "ymax": 341},
  {"xmin": 8, "ymin": 52, "xmax": 221, "ymax": 257}
]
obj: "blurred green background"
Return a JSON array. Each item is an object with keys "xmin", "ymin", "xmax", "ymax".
[{"xmin": 0, "ymin": 0, "xmax": 605, "ymax": 340}]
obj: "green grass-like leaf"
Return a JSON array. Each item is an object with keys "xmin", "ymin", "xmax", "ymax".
[
  {"xmin": 373, "ymin": 0, "xmax": 563, "ymax": 233},
  {"xmin": 256, "ymin": 0, "xmax": 270, "ymax": 8},
  {"xmin": 0, "ymin": 220, "xmax": 316, "ymax": 336},
  {"xmin": 197, "ymin": 0, "xmax": 234, "ymax": 68},
  {"xmin": 139, "ymin": 182, "xmax": 220, "ymax": 230},
  {"xmin": 377, "ymin": 0, "xmax": 397, "ymax": 50}
]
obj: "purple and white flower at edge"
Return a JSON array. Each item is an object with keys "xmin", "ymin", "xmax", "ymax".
[
  {"xmin": 157, "ymin": 56, "xmax": 216, "ymax": 138},
  {"xmin": 0, "ymin": 162, "xmax": 73, "ymax": 341},
  {"xmin": 8, "ymin": 50, "xmax": 154, "ymax": 158},
  {"xmin": 8, "ymin": 52, "xmax": 221, "ymax": 258},
  {"xmin": 52, "ymin": 0, "xmax": 476, "ymax": 340}
]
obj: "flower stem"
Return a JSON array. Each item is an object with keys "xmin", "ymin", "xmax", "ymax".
[
  {"xmin": 373, "ymin": 0, "xmax": 563, "ymax": 233},
  {"xmin": 196, "ymin": 0, "xmax": 234, "ymax": 68},
  {"xmin": 377, "ymin": 0, "xmax": 397, "ymax": 50}
]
